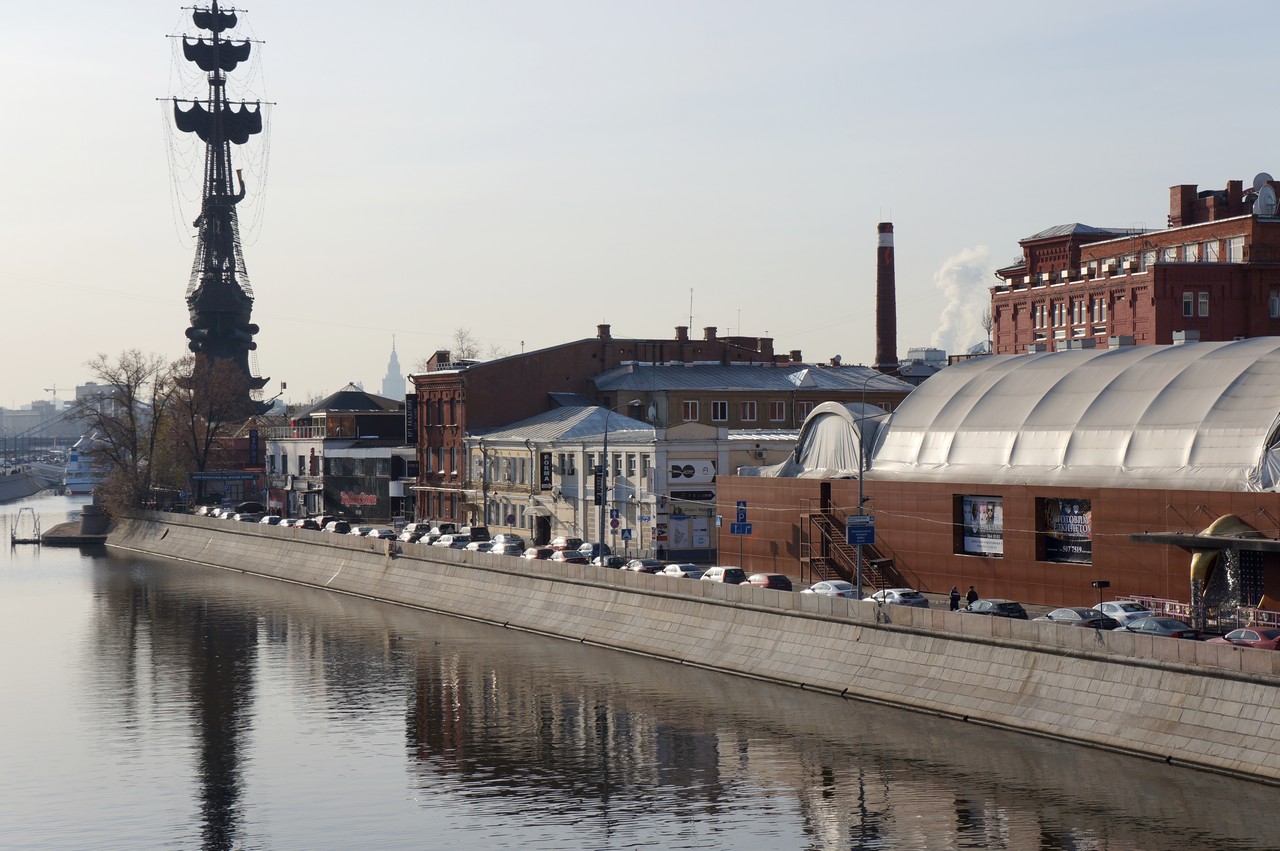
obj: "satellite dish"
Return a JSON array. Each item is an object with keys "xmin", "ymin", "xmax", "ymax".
[
  {"xmin": 1254, "ymin": 172, "xmax": 1274, "ymax": 191},
  {"xmin": 1258, "ymin": 184, "xmax": 1278, "ymax": 217}
]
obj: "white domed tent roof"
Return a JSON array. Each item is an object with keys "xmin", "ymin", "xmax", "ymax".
[
  {"xmin": 740, "ymin": 401, "xmax": 890, "ymax": 478},
  {"xmin": 868, "ymin": 338, "xmax": 1280, "ymax": 491}
]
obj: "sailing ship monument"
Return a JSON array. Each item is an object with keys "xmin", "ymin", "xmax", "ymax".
[{"xmin": 170, "ymin": 0, "xmax": 270, "ymax": 414}]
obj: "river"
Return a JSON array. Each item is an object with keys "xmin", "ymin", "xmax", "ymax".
[{"xmin": 1, "ymin": 493, "xmax": 1276, "ymax": 850}]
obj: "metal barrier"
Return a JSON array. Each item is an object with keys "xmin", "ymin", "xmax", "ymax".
[{"xmin": 1127, "ymin": 594, "xmax": 1280, "ymax": 630}]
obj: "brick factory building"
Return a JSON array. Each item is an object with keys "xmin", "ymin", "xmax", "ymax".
[{"xmin": 990, "ymin": 175, "xmax": 1280, "ymax": 354}]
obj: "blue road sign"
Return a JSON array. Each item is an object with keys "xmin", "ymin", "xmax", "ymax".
[
  {"xmin": 729, "ymin": 522, "xmax": 753, "ymax": 535},
  {"xmin": 620, "ymin": 528, "xmax": 633, "ymax": 540},
  {"xmin": 846, "ymin": 515, "xmax": 875, "ymax": 545}
]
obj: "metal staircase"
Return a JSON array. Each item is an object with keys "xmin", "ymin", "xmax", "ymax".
[{"xmin": 800, "ymin": 502, "xmax": 901, "ymax": 590}]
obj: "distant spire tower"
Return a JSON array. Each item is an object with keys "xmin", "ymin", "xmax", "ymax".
[
  {"xmin": 873, "ymin": 222, "xmax": 900, "ymax": 374},
  {"xmin": 171, "ymin": 0, "xmax": 269, "ymax": 413},
  {"xmin": 382, "ymin": 337, "xmax": 406, "ymax": 399}
]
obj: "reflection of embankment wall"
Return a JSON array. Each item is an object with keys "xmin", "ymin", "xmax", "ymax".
[{"xmin": 109, "ymin": 513, "xmax": 1280, "ymax": 784}]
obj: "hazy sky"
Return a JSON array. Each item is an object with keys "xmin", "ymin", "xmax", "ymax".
[{"xmin": 2, "ymin": 0, "xmax": 1274, "ymax": 408}]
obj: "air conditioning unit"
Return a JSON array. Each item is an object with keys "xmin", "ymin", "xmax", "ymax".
[
  {"xmin": 753, "ymin": 450, "xmax": 767, "ymax": 460},
  {"xmin": 1040, "ymin": 272, "xmax": 1052, "ymax": 283},
  {"xmin": 1023, "ymin": 275, "xmax": 1033, "ymax": 285},
  {"xmin": 1060, "ymin": 270, "xmax": 1071, "ymax": 281},
  {"xmin": 1080, "ymin": 265, "xmax": 1091, "ymax": 278},
  {"xmin": 1103, "ymin": 261, "xmax": 1118, "ymax": 275},
  {"xmin": 1121, "ymin": 259, "xmax": 1135, "ymax": 271}
]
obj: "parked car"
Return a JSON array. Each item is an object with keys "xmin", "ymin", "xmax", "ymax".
[
  {"xmin": 429, "ymin": 522, "xmax": 457, "ymax": 537},
  {"xmin": 235, "ymin": 501, "xmax": 266, "ymax": 515},
  {"xmin": 549, "ymin": 535, "xmax": 584, "ymax": 551},
  {"xmin": 743, "ymin": 573, "xmax": 793, "ymax": 591},
  {"xmin": 232, "ymin": 512, "xmax": 262, "ymax": 523},
  {"xmin": 1034, "ymin": 607, "xmax": 1120, "ymax": 629},
  {"xmin": 347, "ymin": 525, "xmax": 376, "ymax": 536},
  {"xmin": 802, "ymin": 580, "xmax": 857, "ymax": 598},
  {"xmin": 459, "ymin": 525, "xmax": 490, "ymax": 542},
  {"xmin": 1206, "ymin": 627, "xmax": 1280, "ymax": 650},
  {"xmin": 1115, "ymin": 616, "xmax": 1201, "ymax": 639},
  {"xmin": 365, "ymin": 528, "xmax": 397, "ymax": 540},
  {"xmin": 592, "ymin": 555, "xmax": 628, "ymax": 568},
  {"xmin": 626, "ymin": 559, "xmax": 664, "ymax": 574},
  {"xmin": 464, "ymin": 540, "xmax": 495, "ymax": 552},
  {"xmin": 864, "ymin": 588, "xmax": 930, "ymax": 608},
  {"xmin": 700, "ymin": 566, "xmax": 747, "ymax": 584},
  {"xmin": 549, "ymin": 549, "xmax": 588, "ymax": 564},
  {"xmin": 579, "ymin": 542, "xmax": 612, "ymax": 559},
  {"xmin": 324, "ymin": 521, "xmax": 353, "ymax": 534},
  {"xmin": 660, "ymin": 563, "xmax": 704, "ymax": 579},
  {"xmin": 522, "ymin": 547, "xmax": 555, "ymax": 560},
  {"xmin": 490, "ymin": 533, "xmax": 525, "ymax": 548},
  {"xmin": 258, "ymin": 515, "xmax": 283, "ymax": 526},
  {"xmin": 296, "ymin": 519, "xmax": 321, "ymax": 531},
  {"xmin": 276, "ymin": 518, "xmax": 297, "ymax": 528},
  {"xmin": 1098, "ymin": 600, "xmax": 1154, "ymax": 627},
  {"xmin": 398, "ymin": 522, "xmax": 434, "ymax": 542},
  {"xmin": 490, "ymin": 543, "xmax": 525, "ymax": 557},
  {"xmin": 416, "ymin": 531, "xmax": 443, "ymax": 546},
  {"xmin": 433, "ymin": 534, "xmax": 471, "ymax": 549},
  {"xmin": 963, "ymin": 599, "xmax": 1029, "ymax": 619}
]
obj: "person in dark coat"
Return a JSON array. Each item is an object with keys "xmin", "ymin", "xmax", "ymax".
[
  {"xmin": 966, "ymin": 585, "xmax": 979, "ymax": 606},
  {"xmin": 949, "ymin": 586, "xmax": 961, "ymax": 611}
]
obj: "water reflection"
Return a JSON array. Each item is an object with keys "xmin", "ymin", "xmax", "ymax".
[{"xmin": 74, "ymin": 544, "xmax": 1280, "ymax": 850}]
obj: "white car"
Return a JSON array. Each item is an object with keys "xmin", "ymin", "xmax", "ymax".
[
  {"xmin": 803, "ymin": 580, "xmax": 857, "ymax": 598},
  {"xmin": 660, "ymin": 563, "xmax": 704, "ymax": 579},
  {"xmin": 863, "ymin": 588, "xmax": 930, "ymax": 609},
  {"xmin": 365, "ymin": 528, "xmax": 397, "ymax": 540},
  {"xmin": 464, "ymin": 540, "xmax": 494, "ymax": 552},
  {"xmin": 1098, "ymin": 600, "xmax": 1153, "ymax": 626},
  {"xmin": 348, "ymin": 525, "xmax": 377, "ymax": 537}
]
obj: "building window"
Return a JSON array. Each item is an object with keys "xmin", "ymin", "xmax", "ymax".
[
  {"xmin": 769, "ymin": 400, "xmax": 786, "ymax": 422},
  {"xmin": 626, "ymin": 453, "xmax": 637, "ymax": 477},
  {"xmin": 1142, "ymin": 249, "xmax": 1156, "ymax": 270},
  {"xmin": 711, "ymin": 400, "xmax": 728, "ymax": 422},
  {"xmin": 740, "ymin": 401, "xmax": 757, "ymax": 422},
  {"xmin": 641, "ymin": 454, "xmax": 650, "ymax": 478},
  {"xmin": 586, "ymin": 453, "xmax": 595, "ymax": 473},
  {"xmin": 1183, "ymin": 292, "xmax": 1195, "ymax": 317},
  {"xmin": 796, "ymin": 401, "xmax": 815, "ymax": 420},
  {"xmin": 612, "ymin": 453, "xmax": 622, "ymax": 478},
  {"xmin": 1199, "ymin": 292, "xmax": 1210, "ymax": 317},
  {"xmin": 1270, "ymin": 291, "xmax": 1280, "ymax": 319},
  {"xmin": 298, "ymin": 455, "xmax": 305, "ymax": 476},
  {"xmin": 1161, "ymin": 246, "xmax": 1177, "ymax": 263},
  {"xmin": 682, "ymin": 400, "xmax": 699, "ymax": 422},
  {"xmin": 1184, "ymin": 243, "xmax": 1200, "ymax": 262},
  {"xmin": 1227, "ymin": 236, "xmax": 1244, "ymax": 262},
  {"xmin": 1203, "ymin": 240, "xmax": 1220, "ymax": 262}
]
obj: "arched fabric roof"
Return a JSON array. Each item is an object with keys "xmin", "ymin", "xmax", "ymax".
[
  {"xmin": 739, "ymin": 401, "xmax": 888, "ymax": 478},
  {"xmin": 868, "ymin": 339, "xmax": 1280, "ymax": 491}
]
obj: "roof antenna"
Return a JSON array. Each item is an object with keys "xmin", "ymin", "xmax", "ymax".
[{"xmin": 689, "ymin": 288, "xmax": 694, "ymax": 329}]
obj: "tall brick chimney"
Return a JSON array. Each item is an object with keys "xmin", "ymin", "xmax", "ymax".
[{"xmin": 873, "ymin": 222, "xmax": 899, "ymax": 373}]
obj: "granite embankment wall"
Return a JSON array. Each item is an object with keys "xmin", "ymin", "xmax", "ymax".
[{"xmin": 109, "ymin": 513, "xmax": 1280, "ymax": 784}]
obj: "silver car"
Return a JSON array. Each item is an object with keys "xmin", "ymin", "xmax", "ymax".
[
  {"xmin": 864, "ymin": 588, "xmax": 930, "ymax": 608},
  {"xmin": 1098, "ymin": 600, "xmax": 1153, "ymax": 627},
  {"xmin": 660, "ymin": 563, "xmax": 704, "ymax": 579}
]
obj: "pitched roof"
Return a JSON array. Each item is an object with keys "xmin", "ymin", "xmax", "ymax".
[
  {"xmin": 594, "ymin": 363, "xmax": 913, "ymax": 394},
  {"xmin": 302, "ymin": 383, "xmax": 403, "ymax": 416},
  {"xmin": 473, "ymin": 406, "xmax": 655, "ymax": 444},
  {"xmin": 1020, "ymin": 223, "xmax": 1138, "ymax": 242}
]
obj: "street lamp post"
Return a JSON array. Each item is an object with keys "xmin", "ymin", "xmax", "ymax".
[
  {"xmin": 598, "ymin": 400, "xmax": 642, "ymax": 565},
  {"xmin": 855, "ymin": 368, "xmax": 900, "ymax": 599}
]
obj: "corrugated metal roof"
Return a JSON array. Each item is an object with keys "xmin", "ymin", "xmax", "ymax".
[
  {"xmin": 302, "ymin": 383, "xmax": 402, "ymax": 416},
  {"xmin": 474, "ymin": 406, "xmax": 655, "ymax": 444},
  {"xmin": 1020, "ymin": 223, "xmax": 1138, "ymax": 242},
  {"xmin": 594, "ymin": 363, "xmax": 914, "ymax": 394}
]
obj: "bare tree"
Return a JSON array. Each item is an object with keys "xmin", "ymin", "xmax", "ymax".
[
  {"xmin": 980, "ymin": 308, "xmax": 994, "ymax": 352},
  {"xmin": 162, "ymin": 355, "xmax": 256, "ymax": 501},
  {"xmin": 451, "ymin": 327, "xmax": 480, "ymax": 360},
  {"xmin": 70, "ymin": 350, "xmax": 176, "ymax": 511}
]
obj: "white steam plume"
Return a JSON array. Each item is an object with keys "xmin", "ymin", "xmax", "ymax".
[{"xmin": 930, "ymin": 246, "xmax": 992, "ymax": 355}]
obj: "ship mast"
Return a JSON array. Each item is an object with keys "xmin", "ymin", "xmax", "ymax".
[{"xmin": 172, "ymin": 0, "xmax": 269, "ymax": 413}]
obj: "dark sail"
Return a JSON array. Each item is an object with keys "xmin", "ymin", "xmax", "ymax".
[
  {"xmin": 192, "ymin": 7, "xmax": 237, "ymax": 32},
  {"xmin": 182, "ymin": 36, "xmax": 252, "ymax": 73},
  {"xmin": 173, "ymin": 99, "xmax": 263, "ymax": 145}
]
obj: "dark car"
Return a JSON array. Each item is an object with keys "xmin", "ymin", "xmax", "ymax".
[
  {"xmin": 490, "ymin": 533, "xmax": 525, "ymax": 548},
  {"xmin": 592, "ymin": 555, "xmax": 628, "ymax": 568},
  {"xmin": 964, "ymin": 599, "xmax": 1029, "ymax": 619},
  {"xmin": 1035, "ymin": 607, "xmax": 1120, "ymax": 629},
  {"xmin": 296, "ymin": 519, "xmax": 321, "ymax": 531},
  {"xmin": 579, "ymin": 542, "xmax": 612, "ymax": 559},
  {"xmin": 323, "ymin": 520, "xmax": 351, "ymax": 534},
  {"xmin": 1116, "ymin": 616, "xmax": 1201, "ymax": 639},
  {"xmin": 521, "ymin": 547, "xmax": 555, "ymax": 561},
  {"xmin": 429, "ymin": 522, "xmax": 458, "ymax": 536},
  {"xmin": 1206, "ymin": 627, "xmax": 1280, "ymax": 649},
  {"xmin": 459, "ymin": 525, "xmax": 490, "ymax": 542},
  {"xmin": 550, "ymin": 536, "xmax": 585, "ymax": 551},
  {"xmin": 744, "ymin": 573, "xmax": 793, "ymax": 591},
  {"xmin": 626, "ymin": 558, "xmax": 664, "ymax": 574}
]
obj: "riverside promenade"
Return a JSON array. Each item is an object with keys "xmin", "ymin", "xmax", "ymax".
[{"xmin": 108, "ymin": 511, "xmax": 1280, "ymax": 785}]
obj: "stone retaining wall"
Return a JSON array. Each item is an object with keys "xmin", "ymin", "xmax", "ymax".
[{"xmin": 109, "ymin": 513, "xmax": 1280, "ymax": 784}]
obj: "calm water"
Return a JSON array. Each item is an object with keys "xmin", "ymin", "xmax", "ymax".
[{"xmin": 1, "ymin": 494, "xmax": 1277, "ymax": 850}]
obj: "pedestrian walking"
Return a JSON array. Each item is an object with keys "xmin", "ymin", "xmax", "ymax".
[
  {"xmin": 949, "ymin": 585, "xmax": 961, "ymax": 611},
  {"xmin": 966, "ymin": 585, "xmax": 979, "ymax": 606}
]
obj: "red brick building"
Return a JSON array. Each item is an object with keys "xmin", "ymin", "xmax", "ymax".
[
  {"xmin": 410, "ymin": 325, "xmax": 794, "ymax": 521},
  {"xmin": 991, "ymin": 177, "xmax": 1280, "ymax": 353}
]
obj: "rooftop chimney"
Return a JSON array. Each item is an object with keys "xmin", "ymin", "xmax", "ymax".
[
  {"xmin": 597, "ymin": 324, "xmax": 612, "ymax": 340},
  {"xmin": 873, "ymin": 222, "xmax": 899, "ymax": 373},
  {"xmin": 675, "ymin": 326, "xmax": 689, "ymax": 342},
  {"xmin": 703, "ymin": 326, "xmax": 717, "ymax": 341}
]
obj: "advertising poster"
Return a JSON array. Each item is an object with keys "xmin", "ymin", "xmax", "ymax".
[
  {"xmin": 961, "ymin": 495, "xmax": 1004, "ymax": 556},
  {"xmin": 1041, "ymin": 498, "xmax": 1092, "ymax": 563}
]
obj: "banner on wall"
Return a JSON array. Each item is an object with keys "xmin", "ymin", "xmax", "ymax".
[
  {"xmin": 961, "ymin": 495, "xmax": 1004, "ymax": 556},
  {"xmin": 1041, "ymin": 498, "xmax": 1092, "ymax": 563}
]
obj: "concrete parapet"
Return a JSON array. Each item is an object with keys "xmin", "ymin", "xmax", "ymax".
[{"xmin": 108, "ymin": 512, "xmax": 1280, "ymax": 785}]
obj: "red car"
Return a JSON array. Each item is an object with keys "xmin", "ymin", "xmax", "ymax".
[
  {"xmin": 744, "ymin": 573, "xmax": 793, "ymax": 591},
  {"xmin": 1206, "ymin": 627, "xmax": 1280, "ymax": 649},
  {"xmin": 549, "ymin": 549, "xmax": 588, "ymax": 564}
]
